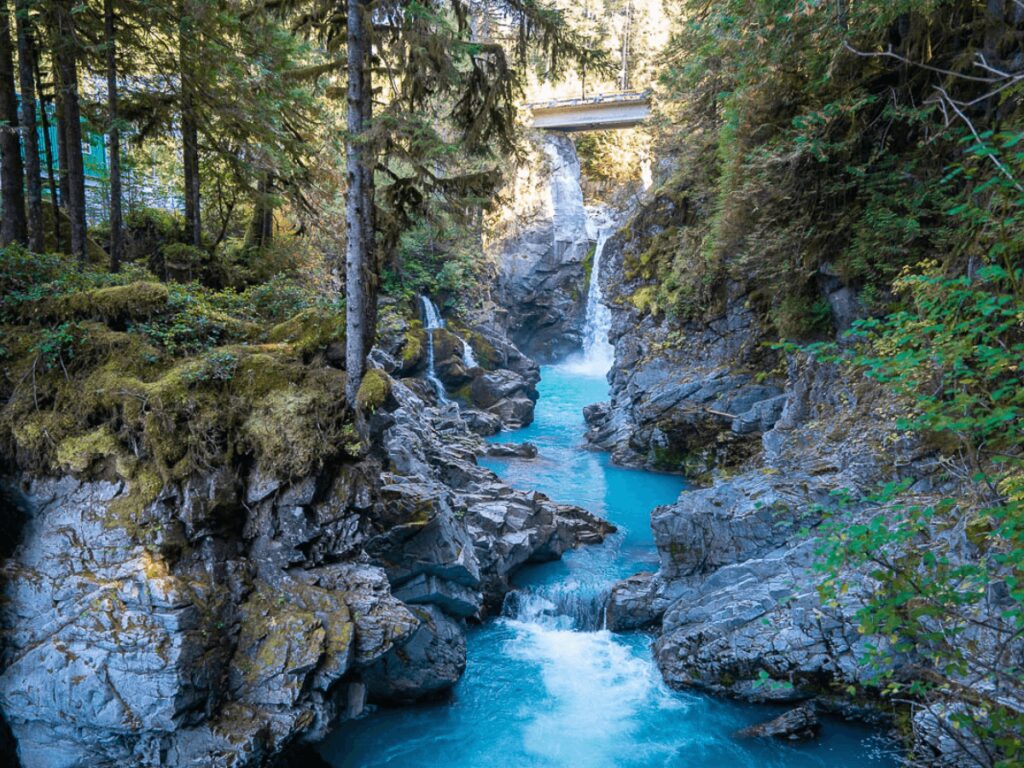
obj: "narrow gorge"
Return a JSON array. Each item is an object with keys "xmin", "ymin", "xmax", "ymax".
[{"xmin": 0, "ymin": 1, "xmax": 1021, "ymax": 766}]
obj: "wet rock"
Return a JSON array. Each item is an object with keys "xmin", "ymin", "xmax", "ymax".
[
  {"xmin": 735, "ymin": 705, "xmax": 821, "ymax": 741},
  {"xmin": 362, "ymin": 605, "xmax": 467, "ymax": 702},
  {"xmin": 485, "ymin": 396, "xmax": 535, "ymax": 429},
  {"xmin": 489, "ymin": 135, "xmax": 592, "ymax": 361},
  {"xmin": 462, "ymin": 409, "xmax": 503, "ymax": 436},
  {"xmin": 485, "ymin": 442, "xmax": 539, "ymax": 459},
  {"xmin": 470, "ymin": 369, "xmax": 532, "ymax": 408},
  {"xmin": 605, "ymin": 572, "xmax": 667, "ymax": 631}
]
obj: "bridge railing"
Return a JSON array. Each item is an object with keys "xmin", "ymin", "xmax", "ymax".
[{"xmin": 525, "ymin": 89, "xmax": 653, "ymax": 111}]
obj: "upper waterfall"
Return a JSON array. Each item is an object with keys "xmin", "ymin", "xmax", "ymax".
[{"xmin": 562, "ymin": 207, "xmax": 616, "ymax": 377}]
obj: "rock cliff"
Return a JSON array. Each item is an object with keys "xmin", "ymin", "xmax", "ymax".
[
  {"xmin": 486, "ymin": 134, "xmax": 594, "ymax": 362},
  {"xmin": 0, "ymin": 328, "xmax": 610, "ymax": 768},
  {"xmin": 589, "ymin": 193, "xmax": 1017, "ymax": 764}
]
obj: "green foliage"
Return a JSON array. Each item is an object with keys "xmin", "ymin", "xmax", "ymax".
[
  {"xmin": 802, "ymin": 132, "xmax": 1024, "ymax": 761},
  {"xmin": 644, "ymin": 0, "xmax": 1007, "ymax": 337},
  {"xmin": 182, "ymin": 351, "xmax": 239, "ymax": 384},
  {"xmin": 32, "ymin": 323, "xmax": 82, "ymax": 372},
  {"xmin": 383, "ymin": 213, "xmax": 488, "ymax": 309}
]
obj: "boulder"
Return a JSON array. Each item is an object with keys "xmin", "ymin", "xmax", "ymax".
[
  {"xmin": 362, "ymin": 605, "xmax": 467, "ymax": 702},
  {"xmin": 735, "ymin": 705, "xmax": 821, "ymax": 741},
  {"xmin": 485, "ymin": 442, "xmax": 539, "ymax": 458},
  {"xmin": 470, "ymin": 369, "xmax": 531, "ymax": 409},
  {"xmin": 605, "ymin": 572, "xmax": 666, "ymax": 631}
]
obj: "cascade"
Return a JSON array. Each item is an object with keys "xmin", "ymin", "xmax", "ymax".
[
  {"xmin": 563, "ymin": 207, "xmax": 616, "ymax": 377},
  {"xmin": 460, "ymin": 337, "xmax": 479, "ymax": 369},
  {"xmin": 502, "ymin": 580, "xmax": 611, "ymax": 632},
  {"xmin": 419, "ymin": 296, "xmax": 450, "ymax": 404}
]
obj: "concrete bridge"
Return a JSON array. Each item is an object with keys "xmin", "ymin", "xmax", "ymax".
[{"xmin": 527, "ymin": 91, "xmax": 652, "ymax": 131}]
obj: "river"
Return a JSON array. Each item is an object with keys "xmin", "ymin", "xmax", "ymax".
[{"xmin": 317, "ymin": 362, "xmax": 896, "ymax": 768}]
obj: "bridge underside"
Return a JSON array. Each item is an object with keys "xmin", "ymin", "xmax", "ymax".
[{"xmin": 529, "ymin": 94, "xmax": 652, "ymax": 132}]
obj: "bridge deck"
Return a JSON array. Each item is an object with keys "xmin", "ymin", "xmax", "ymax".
[{"xmin": 528, "ymin": 91, "xmax": 652, "ymax": 131}]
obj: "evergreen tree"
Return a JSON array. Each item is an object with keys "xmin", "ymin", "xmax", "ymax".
[
  {"xmin": 15, "ymin": 0, "xmax": 43, "ymax": 251},
  {"xmin": 0, "ymin": 0, "xmax": 26, "ymax": 245}
]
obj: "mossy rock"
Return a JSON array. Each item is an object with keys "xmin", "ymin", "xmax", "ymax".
[
  {"xmin": 430, "ymin": 327, "xmax": 462, "ymax": 362},
  {"xmin": 356, "ymin": 369, "xmax": 393, "ymax": 413},
  {"xmin": 55, "ymin": 425, "xmax": 122, "ymax": 475},
  {"xmin": 41, "ymin": 282, "xmax": 169, "ymax": 324},
  {"xmin": 399, "ymin": 323, "xmax": 426, "ymax": 374},
  {"xmin": 267, "ymin": 307, "xmax": 346, "ymax": 355}
]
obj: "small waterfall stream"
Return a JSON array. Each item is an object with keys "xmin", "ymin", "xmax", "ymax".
[{"xmin": 419, "ymin": 295, "xmax": 450, "ymax": 404}]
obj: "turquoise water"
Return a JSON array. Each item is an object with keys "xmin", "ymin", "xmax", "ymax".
[{"xmin": 319, "ymin": 365, "xmax": 897, "ymax": 768}]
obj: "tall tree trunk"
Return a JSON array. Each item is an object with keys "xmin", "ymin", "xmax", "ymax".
[
  {"xmin": 344, "ymin": 0, "xmax": 374, "ymax": 403},
  {"xmin": 52, "ymin": 52, "xmax": 68, "ymax": 214},
  {"xmin": 35, "ymin": 55, "xmax": 59, "ymax": 250},
  {"xmin": 0, "ymin": 0, "xmax": 26, "ymax": 246},
  {"xmin": 246, "ymin": 174, "xmax": 273, "ymax": 248},
  {"xmin": 179, "ymin": 4, "xmax": 201, "ymax": 248},
  {"xmin": 104, "ymin": 0, "xmax": 122, "ymax": 271},
  {"xmin": 358, "ymin": 49, "xmax": 377, "ymax": 366},
  {"xmin": 15, "ymin": 3, "xmax": 42, "ymax": 251},
  {"xmin": 53, "ymin": 0, "xmax": 86, "ymax": 265}
]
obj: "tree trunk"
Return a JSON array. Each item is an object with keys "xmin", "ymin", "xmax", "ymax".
[
  {"xmin": 35, "ymin": 55, "xmax": 59, "ymax": 250},
  {"xmin": 15, "ymin": 2, "xmax": 42, "ymax": 251},
  {"xmin": 179, "ymin": 4, "xmax": 201, "ymax": 248},
  {"xmin": 53, "ymin": 0, "xmax": 86, "ymax": 265},
  {"xmin": 344, "ymin": 0, "xmax": 374, "ymax": 403},
  {"xmin": 104, "ymin": 0, "xmax": 122, "ymax": 271},
  {"xmin": 246, "ymin": 174, "xmax": 273, "ymax": 248},
  {"xmin": 52, "ymin": 52, "xmax": 68, "ymax": 214},
  {"xmin": 0, "ymin": 0, "xmax": 26, "ymax": 246}
]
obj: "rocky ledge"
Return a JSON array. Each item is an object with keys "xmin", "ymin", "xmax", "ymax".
[
  {"xmin": 0, "ymin": 350, "xmax": 610, "ymax": 767},
  {"xmin": 590, "ymin": 193, "xmax": 1017, "ymax": 764}
]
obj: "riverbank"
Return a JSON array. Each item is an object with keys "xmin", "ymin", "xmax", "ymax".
[{"xmin": 317, "ymin": 364, "xmax": 898, "ymax": 768}]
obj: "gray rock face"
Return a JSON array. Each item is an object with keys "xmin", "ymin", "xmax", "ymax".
[
  {"xmin": 0, "ymin": 474, "xmax": 417, "ymax": 768},
  {"xmin": 590, "ymin": 190, "xmax": 1000, "ymax": 762},
  {"xmin": 489, "ymin": 135, "xmax": 593, "ymax": 361},
  {"xmin": 362, "ymin": 605, "xmax": 466, "ymax": 703},
  {"xmin": 0, "ymin": 342, "xmax": 612, "ymax": 767}
]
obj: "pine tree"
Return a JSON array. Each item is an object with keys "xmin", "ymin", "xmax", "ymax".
[
  {"xmin": 0, "ymin": 0, "xmax": 27, "ymax": 245},
  {"xmin": 15, "ymin": 0, "xmax": 43, "ymax": 251}
]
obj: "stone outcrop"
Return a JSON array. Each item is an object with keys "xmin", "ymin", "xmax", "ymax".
[
  {"xmin": 373, "ymin": 299, "xmax": 540, "ymax": 432},
  {"xmin": 0, "ymin": 347, "xmax": 611, "ymax": 767},
  {"xmin": 590, "ymin": 191, "xmax": 1019, "ymax": 763},
  {"xmin": 486, "ymin": 134, "xmax": 593, "ymax": 361}
]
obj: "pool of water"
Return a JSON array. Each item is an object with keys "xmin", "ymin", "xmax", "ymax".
[{"xmin": 318, "ymin": 364, "xmax": 897, "ymax": 768}]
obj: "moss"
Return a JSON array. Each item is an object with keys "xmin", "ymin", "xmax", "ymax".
[
  {"xmin": 108, "ymin": 467, "xmax": 164, "ymax": 530},
  {"xmin": 629, "ymin": 285, "xmax": 660, "ymax": 316},
  {"xmin": 55, "ymin": 426, "xmax": 121, "ymax": 475},
  {"xmin": 582, "ymin": 243, "xmax": 596, "ymax": 291},
  {"xmin": 242, "ymin": 366, "xmax": 349, "ymax": 478},
  {"xmin": 401, "ymin": 323, "xmax": 425, "ymax": 367},
  {"xmin": 355, "ymin": 368, "xmax": 392, "ymax": 412},
  {"xmin": 267, "ymin": 306, "xmax": 345, "ymax": 355},
  {"xmin": 45, "ymin": 282, "xmax": 169, "ymax": 323}
]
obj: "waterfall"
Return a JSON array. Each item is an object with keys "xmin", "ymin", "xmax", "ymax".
[
  {"xmin": 561, "ymin": 208, "xmax": 616, "ymax": 377},
  {"xmin": 419, "ymin": 296, "xmax": 450, "ymax": 404},
  {"xmin": 542, "ymin": 136, "xmax": 589, "ymax": 262},
  {"xmin": 502, "ymin": 578, "xmax": 611, "ymax": 632},
  {"xmin": 460, "ymin": 337, "xmax": 479, "ymax": 369}
]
